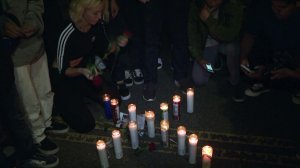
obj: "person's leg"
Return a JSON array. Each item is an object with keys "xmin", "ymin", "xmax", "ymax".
[
  {"xmin": 55, "ymin": 76, "xmax": 95, "ymax": 133},
  {"xmin": 30, "ymin": 53, "xmax": 54, "ymax": 128},
  {"xmin": 192, "ymin": 45, "xmax": 219, "ymax": 86},
  {"xmin": 167, "ymin": 0, "xmax": 190, "ymax": 82},
  {"xmin": 14, "ymin": 64, "xmax": 46, "ymax": 144}
]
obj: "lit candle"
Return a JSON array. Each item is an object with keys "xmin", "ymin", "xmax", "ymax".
[
  {"xmin": 202, "ymin": 145, "xmax": 213, "ymax": 168},
  {"xmin": 173, "ymin": 95, "xmax": 181, "ymax": 120},
  {"xmin": 128, "ymin": 121, "xmax": 139, "ymax": 149},
  {"xmin": 188, "ymin": 134, "xmax": 198, "ymax": 164},
  {"xmin": 187, "ymin": 88, "xmax": 194, "ymax": 113},
  {"xmin": 103, "ymin": 94, "xmax": 112, "ymax": 119},
  {"xmin": 145, "ymin": 110, "xmax": 155, "ymax": 138},
  {"xmin": 177, "ymin": 126, "xmax": 186, "ymax": 156},
  {"xmin": 160, "ymin": 102, "xmax": 168, "ymax": 121},
  {"xmin": 111, "ymin": 99, "xmax": 120, "ymax": 124},
  {"xmin": 112, "ymin": 130, "xmax": 123, "ymax": 159},
  {"xmin": 128, "ymin": 104, "xmax": 137, "ymax": 122},
  {"xmin": 160, "ymin": 120, "xmax": 169, "ymax": 147},
  {"xmin": 96, "ymin": 140, "xmax": 109, "ymax": 168}
]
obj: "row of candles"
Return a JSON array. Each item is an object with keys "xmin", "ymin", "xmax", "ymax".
[
  {"xmin": 96, "ymin": 87, "xmax": 213, "ymax": 167},
  {"xmin": 103, "ymin": 88, "xmax": 195, "ymax": 123},
  {"xmin": 96, "ymin": 126, "xmax": 213, "ymax": 168}
]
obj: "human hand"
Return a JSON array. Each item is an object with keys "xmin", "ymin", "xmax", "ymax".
[
  {"xmin": 21, "ymin": 24, "xmax": 36, "ymax": 38},
  {"xmin": 4, "ymin": 21, "xmax": 24, "ymax": 38},
  {"xmin": 271, "ymin": 68, "xmax": 294, "ymax": 80},
  {"xmin": 244, "ymin": 65, "xmax": 266, "ymax": 79},
  {"xmin": 79, "ymin": 68, "xmax": 94, "ymax": 80},
  {"xmin": 111, "ymin": 0, "xmax": 119, "ymax": 18},
  {"xmin": 117, "ymin": 35, "xmax": 128, "ymax": 47}
]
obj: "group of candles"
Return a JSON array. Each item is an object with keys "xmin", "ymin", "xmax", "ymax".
[{"xmin": 97, "ymin": 88, "xmax": 213, "ymax": 167}]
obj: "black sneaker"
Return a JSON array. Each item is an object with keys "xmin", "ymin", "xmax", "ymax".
[
  {"xmin": 132, "ymin": 69, "xmax": 144, "ymax": 85},
  {"xmin": 124, "ymin": 70, "xmax": 133, "ymax": 87},
  {"xmin": 37, "ymin": 138, "xmax": 59, "ymax": 155},
  {"xmin": 117, "ymin": 83, "xmax": 131, "ymax": 101},
  {"xmin": 46, "ymin": 122, "xmax": 69, "ymax": 134},
  {"xmin": 21, "ymin": 152, "xmax": 59, "ymax": 168},
  {"xmin": 143, "ymin": 83, "xmax": 156, "ymax": 101}
]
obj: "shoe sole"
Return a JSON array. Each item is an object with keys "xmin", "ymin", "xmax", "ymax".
[
  {"xmin": 46, "ymin": 127, "xmax": 69, "ymax": 134},
  {"xmin": 121, "ymin": 93, "xmax": 131, "ymax": 101},
  {"xmin": 44, "ymin": 157, "xmax": 59, "ymax": 168},
  {"xmin": 232, "ymin": 97, "xmax": 245, "ymax": 103},
  {"xmin": 244, "ymin": 89, "xmax": 270, "ymax": 97},
  {"xmin": 125, "ymin": 83, "xmax": 133, "ymax": 87},
  {"xmin": 134, "ymin": 80, "xmax": 144, "ymax": 85},
  {"xmin": 38, "ymin": 147, "xmax": 59, "ymax": 155},
  {"xmin": 142, "ymin": 95, "xmax": 156, "ymax": 102}
]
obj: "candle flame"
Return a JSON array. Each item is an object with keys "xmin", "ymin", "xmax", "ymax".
[
  {"xmin": 96, "ymin": 140, "xmax": 106, "ymax": 150},
  {"xmin": 202, "ymin": 145, "xmax": 213, "ymax": 157},
  {"xmin": 160, "ymin": 120, "xmax": 169, "ymax": 131},
  {"xmin": 160, "ymin": 102, "xmax": 168, "ymax": 110},
  {"xmin": 173, "ymin": 95, "xmax": 181, "ymax": 102},
  {"xmin": 111, "ymin": 99, "xmax": 118, "ymax": 105}
]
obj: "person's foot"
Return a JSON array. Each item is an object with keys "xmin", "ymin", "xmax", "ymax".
[
  {"xmin": 46, "ymin": 122, "xmax": 69, "ymax": 134},
  {"xmin": 124, "ymin": 70, "xmax": 133, "ymax": 87},
  {"xmin": 292, "ymin": 92, "xmax": 300, "ymax": 105},
  {"xmin": 37, "ymin": 137, "xmax": 59, "ymax": 155},
  {"xmin": 132, "ymin": 69, "xmax": 144, "ymax": 85},
  {"xmin": 157, "ymin": 58, "xmax": 163, "ymax": 70},
  {"xmin": 244, "ymin": 83, "xmax": 270, "ymax": 97},
  {"xmin": 117, "ymin": 82, "xmax": 131, "ymax": 101},
  {"xmin": 21, "ymin": 152, "xmax": 59, "ymax": 168},
  {"xmin": 143, "ymin": 83, "xmax": 156, "ymax": 101},
  {"xmin": 174, "ymin": 79, "xmax": 194, "ymax": 95}
]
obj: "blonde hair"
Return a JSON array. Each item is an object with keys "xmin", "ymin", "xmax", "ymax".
[{"xmin": 69, "ymin": 0, "xmax": 109, "ymax": 23}]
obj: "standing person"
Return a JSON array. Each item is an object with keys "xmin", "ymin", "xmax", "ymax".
[
  {"xmin": 0, "ymin": 0, "xmax": 59, "ymax": 167},
  {"xmin": 55, "ymin": 0, "xmax": 113, "ymax": 132},
  {"xmin": 120, "ymin": 0, "xmax": 163, "ymax": 101},
  {"xmin": 163, "ymin": 0, "xmax": 193, "ymax": 94},
  {"xmin": 5, "ymin": 0, "xmax": 68, "ymax": 156},
  {"xmin": 188, "ymin": 0, "xmax": 244, "ymax": 101}
]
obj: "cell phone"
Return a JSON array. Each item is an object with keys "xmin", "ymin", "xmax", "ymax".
[
  {"xmin": 240, "ymin": 64, "xmax": 254, "ymax": 73},
  {"xmin": 206, "ymin": 63, "xmax": 214, "ymax": 73}
]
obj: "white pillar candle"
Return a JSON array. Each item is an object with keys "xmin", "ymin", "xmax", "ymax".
[
  {"xmin": 172, "ymin": 95, "xmax": 181, "ymax": 120},
  {"xmin": 96, "ymin": 140, "xmax": 109, "ymax": 168},
  {"xmin": 160, "ymin": 102, "xmax": 168, "ymax": 121},
  {"xmin": 128, "ymin": 104, "xmax": 137, "ymax": 122},
  {"xmin": 128, "ymin": 121, "xmax": 139, "ymax": 149},
  {"xmin": 187, "ymin": 88, "xmax": 194, "ymax": 113},
  {"xmin": 112, "ymin": 130, "xmax": 123, "ymax": 159},
  {"xmin": 188, "ymin": 134, "xmax": 198, "ymax": 164},
  {"xmin": 160, "ymin": 120, "xmax": 169, "ymax": 147},
  {"xmin": 111, "ymin": 99, "xmax": 120, "ymax": 124},
  {"xmin": 145, "ymin": 110, "xmax": 155, "ymax": 138},
  {"xmin": 177, "ymin": 126, "xmax": 186, "ymax": 156},
  {"xmin": 202, "ymin": 145, "xmax": 213, "ymax": 168}
]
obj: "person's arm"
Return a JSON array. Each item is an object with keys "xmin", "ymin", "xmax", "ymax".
[
  {"xmin": 203, "ymin": 1, "xmax": 244, "ymax": 42},
  {"xmin": 21, "ymin": 0, "xmax": 44, "ymax": 38},
  {"xmin": 240, "ymin": 33, "xmax": 255, "ymax": 66}
]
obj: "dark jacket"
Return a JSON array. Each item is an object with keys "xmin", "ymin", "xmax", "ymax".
[{"xmin": 188, "ymin": 0, "xmax": 243, "ymax": 62}]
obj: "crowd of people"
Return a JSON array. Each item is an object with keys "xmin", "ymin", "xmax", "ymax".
[{"xmin": 1, "ymin": 0, "xmax": 299, "ymax": 167}]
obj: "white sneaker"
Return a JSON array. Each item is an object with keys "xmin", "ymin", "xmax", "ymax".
[
  {"xmin": 157, "ymin": 58, "xmax": 163, "ymax": 70},
  {"xmin": 244, "ymin": 83, "xmax": 270, "ymax": 97},
  {"xmin": 133, "ymin": 69, "xmax": 144, "ymax": 85},
  {"xmin": 124, "ymin": 70, "xmax": 133, "ymax": 87}
]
